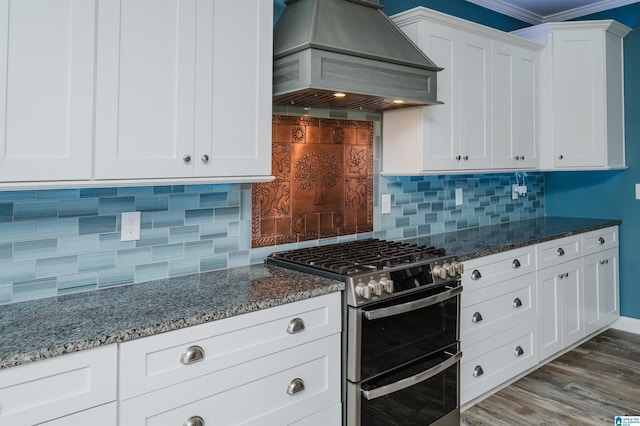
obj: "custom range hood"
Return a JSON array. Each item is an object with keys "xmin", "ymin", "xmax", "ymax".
[{"xmin": 273, "ymin": 0, "xmax": 442, "ymax": 111}]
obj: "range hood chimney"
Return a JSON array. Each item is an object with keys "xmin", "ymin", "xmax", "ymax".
[{"xmin": 273, "ymin": 0, "xmax": 442, "ymax": 111}]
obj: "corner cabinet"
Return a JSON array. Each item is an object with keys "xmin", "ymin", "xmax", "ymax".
[
  {"xmin": 94, "ymin": 0, "xmax": 272, "ymax": 181},
  {"xmin": 382, "ymin": 7, "xmax": 540, "ymax": 175},
  {"xmin": 0, "ymin": 0, "xmax": 95, "ymax": 182},
  {"xmin": 514, "ymin": 21, "xmax": 630, "ymax": 170}
]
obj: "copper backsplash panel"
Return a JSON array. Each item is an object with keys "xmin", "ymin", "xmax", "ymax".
[{"xmin": 251, "ymin": 115, "xmax": 374, "ymax": 248}]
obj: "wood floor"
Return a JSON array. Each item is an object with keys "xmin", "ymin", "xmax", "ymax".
[{"xmin": 461, "ymin": 328, "xmax": 640, "ymax": 425}]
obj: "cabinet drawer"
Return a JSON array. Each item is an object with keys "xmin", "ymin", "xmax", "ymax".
[
  {"xmin": 582, "ymin": 226, "xmax": 618, "ymax": 256},
  {"xmin": 39, "ymin": 402, "xmax": 117, "ymax": 426},
  {"xmin": 0, "ymin": 346, "xmax": 117, "ymax": 426},
  {"xmin": 461, "ymin": 322, "xmax": 538, "ymax": 405},
  {"xmin": 120, "ymin": 334, "xmax": 341, "ymax": 425},
  {"xmin": 536, "ymin": 235, "xmax": 581, "ymax": 269},
  {"xmin": 462, "ymin": 246, "xmax": 535, "ymax": 293},
  {"xmin": 291, "ymin": 403, "xmax": 342, "ymax": 426},
  {"xmin": 461, "ymin": 273, "xmax": 536, "ymax": 348},
  {"xmin": 119, "ymin": 292, "xmax": 341, "ymax": 400}
]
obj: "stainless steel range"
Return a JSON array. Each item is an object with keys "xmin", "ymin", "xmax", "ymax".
[{"xmin": 268, "ymin": 238, "xmax": 463, "ymax": 426}]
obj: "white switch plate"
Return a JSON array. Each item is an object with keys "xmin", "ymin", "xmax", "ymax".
[
  {"xmin": 121, "ymin": 211, "xmax": 141, "ymax": 241},
  {"xmin": 636, "ymin": 183, "xmax": 640, "ymax": 200},
  {"xmin": 381, "ymin": 193, "xmax": 391, "ymax": 214},
  {"xmin": 455, "ymin": 188, "xmax": 463, "ymax": 206},
  {"xmin": 512, "ymin": 184, "xmax": 519, "ymax": 200}
]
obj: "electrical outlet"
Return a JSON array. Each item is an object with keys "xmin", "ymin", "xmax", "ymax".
[
  {"xmin": 121, "ymin": 211, "xmax": 141, "ymax": 242},
  {"xmin": 381, "ymin": 194, "xmax": 391, "ymax": 214},
  {"xmin": 455, "ymin": 188, "xmax": 463, "ymax": 206},
  {"xmin": 512, "ymin": 184, "xmax": 519, "ymax": 200}
]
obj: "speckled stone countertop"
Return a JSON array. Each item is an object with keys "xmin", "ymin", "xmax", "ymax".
[
  {"xmin": 0, "ymin": 265, "xmax": 344, "ymax": 370},
  {"xmin": 407, "ymin": 216, "xmax": 621, "ymax": 261}
]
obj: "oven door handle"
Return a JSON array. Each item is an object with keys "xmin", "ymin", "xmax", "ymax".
[
  {"xmin": 361, "ymin": 351, "xmax": 463, "ymax": 401},
  {"xmin": 363, "ymin": 285, "xmax": 462, "ymax": 321}
]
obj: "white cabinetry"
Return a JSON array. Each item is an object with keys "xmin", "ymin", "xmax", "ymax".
[
  {"xmin": 0, "ymin": 0, "xmax": 95, "ymax": 182},
  {"xmin": 514, "ymin": 21, "xmax": 630, "ymax": 170},
  {"xmin": 382, "ymin": 7, "xmax": 540, "ymax": 174},
  {"xmin": 0, "ymin": 346, "xmax": 117, "ymax": 426},
  {"xmin": 39, "ymin": 403, "xmax": 117, "ymax": 426},
  {"xmin": 460, "ymin": 246, "xmax": 538, "ymax": 405},
  {"xmin": 95, "ymin": 0, "xmax": 272, "ymax": 181},
  {"xmin": 118, "ymin": 293, "xmax": 341, "ymax": 425}
]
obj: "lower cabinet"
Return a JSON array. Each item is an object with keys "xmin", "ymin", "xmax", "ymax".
[{"xmin": 583, "ymin": 247, "xmax": 619, "ymax": 336}]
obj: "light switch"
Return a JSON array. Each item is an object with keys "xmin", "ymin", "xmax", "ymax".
[
  {"xmin": 381, "ymin": 194, "xmax": 391, "ymax": 214},
  {"xmin": 636, "ymin": 183, "xmax": 640, "ymax": 200},
  {"xmin": 455, "ymin": 188, "xmax": 463, "ymax": 206}
]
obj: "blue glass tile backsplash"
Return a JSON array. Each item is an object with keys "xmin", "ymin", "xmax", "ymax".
[{"xmin": 0, "ymin": 172, "xmax": 544, "ymax": 305}]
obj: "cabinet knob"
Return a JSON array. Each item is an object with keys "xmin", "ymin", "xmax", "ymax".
[
  {"xmin": 201, "ymin": 154, "xmax": 209, "ymax": 163},
  {"xmin": 598, "ymin": 237, "xmax": 605, "ymax": 245},
  {"xmin": 455, "ymin": 155, "xmax": 462, "ymax": 161},
  {"xmin": 473, "ymin": 365, "xmax": 484, "ymax": 377},
  {"xmin": 287, "ymin": 378, "xmax": 306, "ymax": 395},
  {"xmin": 471, "ymin": 269, "xmax": 482, "ymax": 280},
  {"xmin": 512, "ymin": 259, "xmax": 521, "ymax": 269},
  {"xmin": 521, "ymin": 155, "xmax": 525, "ymax": 160},
  {"xmin": 514, "ymin": 156, "xmax": 519, "ymax": 160},
  {"xmin": 180, "ymin": 345, "xmax": 205, "ymax": 365},
  {"xmin": 184, "ymin": 416, "xmax": 205, "ymax": 426},
  {"xmin": 514, "ymin": 346, "xmax": 524, "ymax": 357},
  {"xmin": 600, "ymin": 259, "xmax": 609, "ymax": 265},
  {"xmin": 183, "ymin": 154, "xmax": 192, "ymax": 163},
  {"xmin": 287, "ymin": 318, "xmax": 306, "ymax": 334},
  {"xmin": 557, "ymin": 247, "xmax": 565, "ymax": 256},
  {"xmin": 472, "ymin": 312, "xmax": 483, "ymax": 323},
  {"xmin": 513, "ymin": 297, "xmax": 523, "ymax": 308},
  {"xmin": 463, "ymin": 155, "xmax": 469, "ymax": 161},
  {"xmin": 558, "ymin": 155, "xmax": 564, "ymax": 160}
]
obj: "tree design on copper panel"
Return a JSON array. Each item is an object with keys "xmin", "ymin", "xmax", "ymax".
[{"xmin": 294, "ymin": 152, "xmax": 339, "ymax": 205}]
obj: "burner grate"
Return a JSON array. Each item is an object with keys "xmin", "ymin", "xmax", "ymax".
[{"xmin": 271, "ymin": 239, "xmax": 445, "ymax": 276}]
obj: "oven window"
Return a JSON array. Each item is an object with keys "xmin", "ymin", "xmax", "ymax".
[
  {"xmin": 357, "ymin": 283, "xmax": 459, "ymax": 380},
  {"xmin": 360, "ymin": 345, "xmax": 459, "ymax": 426}
]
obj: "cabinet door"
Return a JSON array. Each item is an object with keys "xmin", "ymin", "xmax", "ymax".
[
  {"xmin": 0, "ymin": 0, "xmax": 94, "ymax": 182},
  {"xmin": 94, "ymin": 0, "xmax": 197, "ymax": 179},
  {"xmin": 193, "ymin": 0, "xmax": 271, "ymax": 177},
  {"xmin": 551, "ymin": 29, "xmax": 607, "ymax": 168},
  {"xmin": 561, "ymin": 260, "xmax": 584, "ymax": 349},
  {"xmin": 492, "ymin": 41, "xmax": 538, "ymax": 169},
  {"xmin": 419, "ymin": 23, "xmax": 491, "ymax": 171},
  {"xmin": 583, "ymin": 247, "xmax": 619, "ymax": 335}
]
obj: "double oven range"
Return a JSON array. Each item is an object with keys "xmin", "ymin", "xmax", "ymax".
[{"xmin": 268, "ymin": 239, "xmax": 463, "ymax": 425}]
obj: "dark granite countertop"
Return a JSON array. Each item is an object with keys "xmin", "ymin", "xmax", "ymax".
[
  {"xmin": 406, "ymin": 216, "xmax": 621, "ymax": 261},
  {"xmin": 0, "ymin": 264, "xmax": 344, "ymax": 370}
]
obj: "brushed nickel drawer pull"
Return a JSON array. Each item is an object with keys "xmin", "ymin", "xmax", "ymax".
[
  {"xmin": 471, "ymin": 269, "xmax": 482, "ymax": 280},
  {"xmin": 512, "ymin": 259, "xmax": 521, "ymax": 269},
  {"xmin": 514, "ymin": 346, "xmax": 524, "ymax": 357},
  {"xmin": 598, "ymin": 237, "xmax": 605, "ymax": 245},
  {"xmin": 557, "ymin": 247, "xmax": 565, "ymax": 256},
  {"xmin": 513, "ymin": 297, "xmax": 523, "ymax": 308},
  {"xmin": 473, "ymin": 365, "xmax": 484, "ymax": 377},
  {"xmin": 180, "ymin": 345, "xmax": 205, "ymax": 365},
  {"xmin": 287, "ymin": 318, "xmax": 306, "ymax": 334},
  {"xmin": 472, "ymin": 312, "xmax": 483, "ymax": 323},
  {"xmin": 184, "ymin": 416, "xmax": 205, "ymax": 426},
  {"xmin": 287, "ymin": 378, "xmax": 305, "ymax": 395}
]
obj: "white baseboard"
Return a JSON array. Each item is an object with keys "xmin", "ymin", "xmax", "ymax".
[{"xmin": 611, "ymin": 316, "xmax": 640, "ymax": 334}]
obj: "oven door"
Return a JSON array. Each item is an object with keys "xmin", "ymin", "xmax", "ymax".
[
  {"xmin": 347, "ymin": 344, "xmax": 461, "ymax": 426},
  {"xmin": 348, "ymin": 281, "xmax": 461, "ymax": 382}
]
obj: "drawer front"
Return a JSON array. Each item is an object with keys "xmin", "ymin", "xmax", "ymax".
[
  {"xmin": 582, "ymin": 226, "xmax": 618, "ymax": 256},
  {"xmin": 290, "ymin": 403, "xmax": 342, "ymax": 426},
  {"xmin": 461, "ymin": 323, "xmax": 538, "ymax": 405},
  {"xmin": 0, "ymin": 346, "xmax": 117, "ymax": 426},
  {"xmin": 536, "ymin": 235, "xmax": 581, "ymax": 269},
  {"xmin": 39, "ymin": 402, "xmax": 117, "ymax": 426},
  {"xmin": 461, "ymin": 273, "xmax": 536, "ymax": 348},
  {"xmin": 119, "ymin": 292, "xmax": 341, "ymax": 400},
  {"xmin": 120, "ymin": 334, "xmax": 341, "ymax": 426},
  {"xmin": 462, "ymin": 246, "xmax": 535, "ymax": 293}
]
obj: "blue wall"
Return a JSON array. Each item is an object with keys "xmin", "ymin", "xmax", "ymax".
[{"xmin": 545, "ymin": 3, "xmax": 640, "ymax": 319}]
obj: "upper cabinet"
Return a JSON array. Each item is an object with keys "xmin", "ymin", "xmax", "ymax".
[
  {"xmin": 382, "ymin": 8, "xmax": 541, "ymax": 175},
  {"xmin": 0, "ymin": 0, "xmax": 272, "ymax": 188},
  {"xmin": 0, "ymin": 0, "xmax": 96, "ymax": 182},
  {"xmin": 514, "ymin": 21, "xmax": 630, "ymax": 170},
  {"xmin": 95, "ymin": 0, "xmax": 272, "ymax": 181}
]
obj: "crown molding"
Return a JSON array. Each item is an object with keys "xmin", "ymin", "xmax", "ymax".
[{"xmin": 465, "ymin": 0, "xmax": 639, "ymax": 24}]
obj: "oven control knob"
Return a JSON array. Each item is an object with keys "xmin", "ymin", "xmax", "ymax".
[
  {"xmin": 368, "ymin": 280, "xmax": 383, "ymax": 296},
  {"xmin": 379, "ymin": 277, "xmax": 394, "ymax": 293},
  {"xmin": 443, "ymin": 263, "xmax": 456, "ymax": 277},
  {"xmin": 432, "ymin": 265, "xmax": 448, "ymax": 280},
  {"xmin": 450, "ymin": 261, "xmax": 463, "ymax": 275},
  {"xmin": 356, "ymin": 282, "xmax": 371, "ymax": 300}
]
